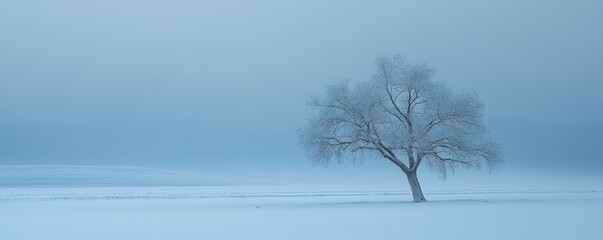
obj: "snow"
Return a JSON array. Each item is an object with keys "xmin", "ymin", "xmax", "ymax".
[{"xmin": 1, "ymin": 166, "xmax": 602, "ymax": 239}]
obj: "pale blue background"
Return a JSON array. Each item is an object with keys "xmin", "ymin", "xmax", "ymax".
[{"xmin": 1, "ymin": 0, "xmax": 602, "ymax": 172}]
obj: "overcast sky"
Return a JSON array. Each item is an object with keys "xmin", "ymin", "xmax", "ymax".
[{"xmin": 1, "ymin": 0, "xmax": 602, "ymax": 171}]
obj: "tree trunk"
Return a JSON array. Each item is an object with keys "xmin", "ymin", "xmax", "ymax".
[{"xmin": 406, "ymin": 171, "xmax": 426, "ymax": 202}]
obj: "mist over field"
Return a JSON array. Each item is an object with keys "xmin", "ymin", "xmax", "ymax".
[
  {"xmin": 2, "ymin": 0, "xmax": 602, "ymax": 173},
  {"xmin": 1, "ymin": 0, "xmax": 602, "ymax": 239}
]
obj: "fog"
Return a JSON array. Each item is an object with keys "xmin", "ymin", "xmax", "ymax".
[{"xmin": 1, "ymin": 0, "xmax": 602, "ymax": 173}]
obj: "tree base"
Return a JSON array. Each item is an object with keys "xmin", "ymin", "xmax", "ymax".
[{"xmin": 407, "ymin": 172, "xmax": 427, "ymax": 202}]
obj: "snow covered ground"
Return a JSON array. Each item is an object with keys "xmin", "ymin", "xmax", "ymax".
[{"xmin": 1, "ymin": 166, "xmax": 602, "ymax": 240}]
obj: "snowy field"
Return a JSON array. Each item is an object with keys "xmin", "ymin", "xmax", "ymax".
[{"xmin": 1, "ymin": 166, "xmax": 602, "ymax": 240}]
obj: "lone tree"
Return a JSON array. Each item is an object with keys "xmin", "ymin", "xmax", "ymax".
[{"xmin": 298, "ymin": 56, "xmax": 503, "ymax": 202}]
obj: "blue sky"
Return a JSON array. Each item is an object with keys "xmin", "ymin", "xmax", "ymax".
[{"xmin": 1, "ymin": 0, "xmax": 602, "ymax": 172}]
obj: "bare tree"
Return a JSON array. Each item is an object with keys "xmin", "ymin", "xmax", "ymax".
[{"xmin": 299, "ymin": 55, "xmax": 503, "ymax": 202}]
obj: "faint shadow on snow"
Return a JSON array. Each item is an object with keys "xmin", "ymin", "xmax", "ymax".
[{"xmin": 296, "ymin": 199, "xmax": 490, "ymax": 207}]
